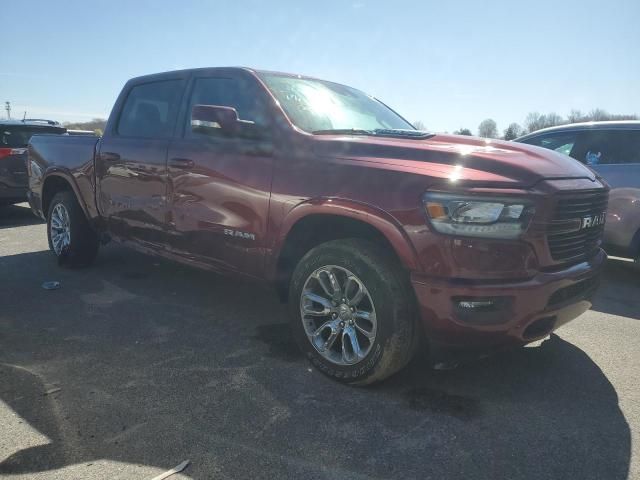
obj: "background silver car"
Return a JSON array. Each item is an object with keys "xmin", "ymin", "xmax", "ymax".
[{"xmin": 517, "ymin": 121, "xmax": 640, "ymax": 264}]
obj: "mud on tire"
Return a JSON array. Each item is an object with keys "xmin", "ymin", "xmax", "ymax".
[{"xmin": 288, "ymin": 238, "xmax": 419, "ymax": 385}]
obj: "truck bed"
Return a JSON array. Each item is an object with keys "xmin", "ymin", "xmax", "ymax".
[{"xmin": 27, "ymin": 134, "xmax": 100, "ymax": 220}]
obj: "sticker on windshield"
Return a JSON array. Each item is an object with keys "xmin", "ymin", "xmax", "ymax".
[{"xmin": 585, "ymin": 150, "xmax": 602, "ymax": 165}]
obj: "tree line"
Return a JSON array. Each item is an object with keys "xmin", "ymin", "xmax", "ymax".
[{"xmin": 414, "ymin": 109, "xmax": 638, "ymax": 140}]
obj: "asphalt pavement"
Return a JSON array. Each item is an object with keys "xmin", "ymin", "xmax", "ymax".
[{"xmin": 1, "ymin": 203, "xmax": 638, "ymax": 479}]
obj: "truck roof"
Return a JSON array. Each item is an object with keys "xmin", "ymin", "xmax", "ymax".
[
  {"xmin": 127, "ymin": 66, "xmax": 344, "ymax": 85},
  {"xmin": 517, "ymin": 120, "xmax": 640, "ymax": 141}
]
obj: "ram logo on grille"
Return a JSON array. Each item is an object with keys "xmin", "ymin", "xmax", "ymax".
[
  {"xmin": 581, "ymin": 212, "xmax": 606, "ymax": 230},
  {"xmin": 547, "ymin": 189, "xmax": 608, "ymax": 263}
]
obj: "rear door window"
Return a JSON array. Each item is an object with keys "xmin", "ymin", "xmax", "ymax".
[
  {"xmin": 1, "ymin": 126, "xmax": 66, "ymax": 147},
  {"xmin": 117, "ymin": 80, "xmax": 183, "ymax": 138},
  {"xmin": 572, "ymin": 130, "xmax": 640, "ymax": 165}
]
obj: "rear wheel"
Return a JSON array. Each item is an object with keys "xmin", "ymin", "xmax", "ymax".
[
  {"xmin": 288, "ymin": 239, "xmax": 418, "ymax": 385},
  {"xmin": 47, "ymin": 191, "xmax": 99, "ymax": 267}
]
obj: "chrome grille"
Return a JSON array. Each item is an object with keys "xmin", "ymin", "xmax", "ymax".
[{"xmin": 547, "ymin": 189, "xmax": 608, "ymax": 263}]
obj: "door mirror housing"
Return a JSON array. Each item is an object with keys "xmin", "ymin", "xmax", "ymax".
[{"xmin": 191, "ymin": 104, "xmax": 255, "ymax": 136}]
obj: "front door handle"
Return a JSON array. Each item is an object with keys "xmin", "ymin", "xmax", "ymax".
[
  {"xmin": 100, "ymin": 151, "xmax": 121, "ymax": 162},
  {"xmin": 169, "ymin": 158, "xmax": 195, "ymax": 169}
]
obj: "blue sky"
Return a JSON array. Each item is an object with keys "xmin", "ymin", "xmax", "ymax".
[{"xmin": 1, "ymin": 0, "xmax": 638, "ymax": 133}]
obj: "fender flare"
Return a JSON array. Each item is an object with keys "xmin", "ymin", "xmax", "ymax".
[
  {"xmin": 269, "ymin": 197, "xmax": 421, "ymax": 277},
  {"xmin": 42, "ymin": 169, "xmax": 93, "ymax": 221}
]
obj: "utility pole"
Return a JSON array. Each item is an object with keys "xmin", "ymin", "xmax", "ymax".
[{"xmin": 4, "ymin": 101, "xmax": 10, "ymax": 120}]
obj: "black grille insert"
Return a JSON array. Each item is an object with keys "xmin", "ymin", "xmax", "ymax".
[{"xmin": 547, "ymin": 190, "xmax": 608, "ymax": 263}]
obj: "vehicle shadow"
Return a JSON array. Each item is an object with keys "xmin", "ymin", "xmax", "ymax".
[
  {"xmin": 0, "ymin": 364, "xmax": 69, "ymax": 473},
  {"xmin": 591, "ymin": 256, "xmax": 640, "ymax": 320},
  {"xmin": 371, "ymin": 335, "xmax": 631, "ymax": 478},
  {"xmin": 0, "ymin": 247, "xmax": 631, "ymax": 479},
  {"xmin": 0, "ymin": 203, "xmax": 43, "ymax": 230}
]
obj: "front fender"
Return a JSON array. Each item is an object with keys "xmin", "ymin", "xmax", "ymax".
[
  {"xmin": 605, "ymin": 187, "xmax": 640, "ymax": 251},
  {"xmin": 270, "ymin": 197, "xmax": 420, "ymax": 275}
]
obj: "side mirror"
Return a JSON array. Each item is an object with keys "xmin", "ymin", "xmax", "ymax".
[{"xmin": 191, "ymin": 104, "xmax": 242, "ymax": 135}]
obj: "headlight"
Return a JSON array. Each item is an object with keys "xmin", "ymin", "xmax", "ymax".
[{"xmin": 423, "ymin": 193, "xmax": 534, "ymax": 239}]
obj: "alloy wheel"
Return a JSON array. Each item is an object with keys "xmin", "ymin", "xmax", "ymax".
[
  {"xmin": 300, "ymin": 265, "xmax": 377, "ymax": 365},
  {"xmin": 50, "ymin": 203, "xmax": 71, "ymax": 255}
]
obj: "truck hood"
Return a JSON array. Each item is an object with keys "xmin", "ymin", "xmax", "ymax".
[{"xmin": 312, "ymin": 133, "xmax": 597, "ymax": 188}]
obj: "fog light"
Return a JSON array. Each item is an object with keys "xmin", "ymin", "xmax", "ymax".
[{"xmin": 452, "ymin": 296, "xmax": 513, "ymax": 325}]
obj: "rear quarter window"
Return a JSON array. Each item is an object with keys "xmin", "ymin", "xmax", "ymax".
[{"xmin": 1, "ymin": 126, "xmax": 66, "ymax": 147}]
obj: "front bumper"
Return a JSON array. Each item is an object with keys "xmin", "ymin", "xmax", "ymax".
[{"xmin": 411, "ymin": 248, "xmax": 606, "ymax": 349}]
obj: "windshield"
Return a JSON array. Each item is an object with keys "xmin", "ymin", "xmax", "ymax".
[{"xmin": 258, "ymin": 73, "xmax": 415, "ymax": 134}]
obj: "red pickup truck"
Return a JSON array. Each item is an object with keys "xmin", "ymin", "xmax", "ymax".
[{"xmin": 27, "ymin": 67, "xmax": 607, "ymax": 384}]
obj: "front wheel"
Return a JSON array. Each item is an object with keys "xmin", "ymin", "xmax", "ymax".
[
  {"xmin": 47, "ymin": 191, "xmax": 99, "ymax": 267},
  {"xmin": 288, "ymin": 239, "xmax": 418, "ymax": 385}
]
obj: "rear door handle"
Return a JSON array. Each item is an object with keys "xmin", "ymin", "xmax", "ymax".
[
  {"xmin": 100, "ymin": 152, "xmax": 121, "ymax": 162},
  {"xmin": 169, "ymin": 158, "xmax": 195, "ymax": 169}
]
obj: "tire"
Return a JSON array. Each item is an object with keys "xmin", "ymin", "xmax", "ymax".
[
  {"xmin": 288, "ymin": 238, "xmax": 418, "ymax": 385},
  {"xmin": 47, "ymin": 191, "xmax": 99, "ymax": 267}
]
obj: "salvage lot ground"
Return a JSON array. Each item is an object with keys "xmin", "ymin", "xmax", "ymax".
[{"xmin": 0, "ymin": 203, "xmax": 639, "ymax": 480}]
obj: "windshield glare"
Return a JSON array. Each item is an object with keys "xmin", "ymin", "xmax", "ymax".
[{"xmin": 258, "ymin": 73, "xmax": 414, "ymax": 133}]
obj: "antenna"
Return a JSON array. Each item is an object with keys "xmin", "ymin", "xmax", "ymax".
[{"xmin": 23, "ymin": 111, "xmax": 27, "ymax": 121}]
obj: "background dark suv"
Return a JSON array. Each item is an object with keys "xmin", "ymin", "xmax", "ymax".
[
  {"xmin": 1, "ymin": 119, "xmax": 66, "ymax": 206},
  {"xmin": 517, "ymin": 121, "xmax": 640, "ymax": 263}
]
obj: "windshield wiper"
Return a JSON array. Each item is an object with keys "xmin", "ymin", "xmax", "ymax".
[
  {"xmin": 373, "ymin": 128, "xmax": 434, "ymax": 139},
  {"xmin": 311, "ymin": 128, "xmax": 434, "ymax": 139},
  {"xmin": 311, "ymin": 128, "xmax": 375, "ymax": 136}
]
